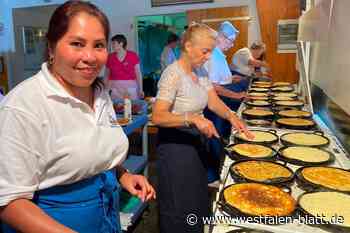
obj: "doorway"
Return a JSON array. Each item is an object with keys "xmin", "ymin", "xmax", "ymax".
[{"xmin": 135, "ymin": 13, "xmax": 186, "ymax": 96}]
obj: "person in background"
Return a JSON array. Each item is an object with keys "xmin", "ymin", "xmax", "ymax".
[
  {"xmin": 0, "ymin": 1, "xmax": 155, "ymax": 233},
  {"xmin": 160, "ymin": 33, "xmax": 180, "ymax": 72},
  {"xmin": 105, "ymin": 34, "xmax": 144, "ymax": 100},
  {"xmin": 204, "ymin": 21, "xmax": 247, "ymax": 107},
  {"xmin": 152, "ymin": 22, "xmax": 251, "ymax": 233},
  {"xmin": 203, "ymin": 21, "xmax": 249, "ymax": 186},
  {"xmin": 0, "ymin": 92, "xmax": 4, "ymax": 102},
  {"xmin": 231, "ymin": 41, "xmax": 270, "ymax": 78}
]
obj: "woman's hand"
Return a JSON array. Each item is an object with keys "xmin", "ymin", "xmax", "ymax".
[
  {"xmin": 228, "ymin": 113, "xmax": 254, "ymax": 139},
  {"xmin": 190, "ymin": 114, "xmax": 219, "ymax": 138},
  {"xmin": 231, "ymin": 91, "xmax": 247, "ymax": 100},
  {"xmin": 119, "ymin": 173, "xmax": 156, "ymax": 202},
  {"xmin": 231, "ymin": 75, "xmax": 242, "ymax": 83}
]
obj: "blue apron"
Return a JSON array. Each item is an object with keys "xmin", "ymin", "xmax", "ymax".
[{"xmin": 2, "ymin": 170, "xmax": 122, "ymax": 233}]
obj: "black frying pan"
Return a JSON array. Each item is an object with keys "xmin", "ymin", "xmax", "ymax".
[
  {"xmin": 275, "ymin": 118, "xmax": 316, "ymax": 130},
  {"xmin": 295, "ymin": 166, "xmax": 350, "ymax": 194},
  {"xmin": 280, "ymin": 131, "xmax": 330, "ymax": 148},
  {"xmin": 277, "ymin": 146, "xmax": 335, "ymax": 166},
  {"xmin": 229, "ymin": 160, "xmax": 295, "ymax": 186},
  {"xmin": 225, "ymin": 144, "xmax": 277, "ymax": 161},
  {"xmin": 297, "ymin": 191, "xmax": 350, "ymax": 231},
  {"xmin": 234, "ymin": 130, "xmax": 279, "ymax": 146},
  {"xmin": 218, "ymin": 183, "xmax": 296, "ymax": 225},
  {"xmin": 241, "ymin": 108, "xmax": 275, "ymax": 120}
]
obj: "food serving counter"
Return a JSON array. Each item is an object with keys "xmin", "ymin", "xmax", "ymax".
[{"xmin": 209, "ymin": 79, "xmax": 350, "ymax": 233}]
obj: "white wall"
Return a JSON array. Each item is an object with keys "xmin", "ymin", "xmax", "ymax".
[
  {"xmin": 11, "ymin": 7, "xmax": 57, "ymax": 87},
  {"xmin": 97, "ymin": 0, "xmax": 261, "ymax": 51},
  {"xmin": 299, "ymin": 0, "xmax": 350, "ymax": 114},
  {"xmin": 3, "ymin": 0, "xmax": 261, "ymax": 88},
  {"xmin": 2, "ymin": 0, "xmax": 261, "ymax": 52}
]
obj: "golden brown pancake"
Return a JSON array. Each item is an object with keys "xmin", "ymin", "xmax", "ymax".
[{"xmin": 223, "ymin": 183, "xmax": 296, "ymax": 216}]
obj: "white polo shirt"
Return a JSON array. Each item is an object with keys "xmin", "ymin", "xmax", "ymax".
[
  {"xmin": 0, "ymin": 63, "xmax": 128, "ymax": 206},
  {"xmin": 231, "ymin": 47, "xmax": 254, "ymax": 76},
  {"xmin": 204, "ymin": 47, "xmax": 232, "ymax": 85}
]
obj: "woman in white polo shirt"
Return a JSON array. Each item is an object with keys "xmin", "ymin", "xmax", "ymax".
[
  {"xmin": 0, "ymin": 1, "xmax": 155, "ymax": 233},
  {"xmin": 231, "ymin": 41, "xmax": 270, "ymax": 77}
]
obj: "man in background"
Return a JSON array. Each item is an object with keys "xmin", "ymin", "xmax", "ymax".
[
  {"xmin": 160, "ymin": 33, "xmax": 180, "ymax": 72},
  {"xmin": 204, "ymin": 21, "xmax": 249, "ymax": 187}
]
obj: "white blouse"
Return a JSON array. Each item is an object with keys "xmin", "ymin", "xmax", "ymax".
[
  {"xmin": 156, "ymin": 61, "xmax": 213, "ymax": 115},
  {"xmin": 231, "ymin": 47, "xmax": 254, "ymax": 76},
  {"xmin": 0, "ymin": 63, "xmax": 128, "ymax": 206}
]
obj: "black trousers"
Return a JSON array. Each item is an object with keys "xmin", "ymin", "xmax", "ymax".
[{"xmin": 157, "ymin": 127, "xmax": 210, "ymax": 233}]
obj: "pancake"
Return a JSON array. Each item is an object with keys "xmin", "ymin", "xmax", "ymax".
[
  {"xmin": 301, "ymin": 167, "xmax": 350, "ymax": 192},
  {"xmin": 281, "ymin": 146, "xmax": 330, "ymax": 163},
  {"xmin": 273, "ymin": 92, "xmax": 298, "ymax": 98},
  {"xmin": 275, "ymin": 100, "xmax": 304, "ymax": 107},
  {"xmin": 248, "ymin": 92, "xmax": 269, "ymax": 97},
  {"xmin": 236, "ymin": 130, "xmax": 278, "ymax": 143},
  {"xmin": 246, "ymin": 100, "xmax": 271, "ymax": 106},
  {"xmin": 246, "ymin": 119, "xmax": 272, "ymax": 126},
  {"xmin": 273, "ymin": 81, "xmax": 291, "ymax": 87},
  {"xmin": 278, "ymin": 110, "xmax": 312, "ymax": 118},
  {"xmin": 281, "ymin": 133, "xmax": 329, "ymax": 146},
  {"xmin": 272, "ymin": 96, "xmax": 295, "ymax": 101},
  {"xmin": 249, "ymin": 96, "xmax": 270, "ymax": 101},
  {"xmin": 243, "ymin": 109, "xmax": 274, "ymax": 117},
  {"xmin": 223, "ymin": 183, "xmax": 296, "ymax": 216},
  {"xmin": 232, "ymin": 160, "xmax": 292, "ymax": 182},
  {"xmin": 228, "ymin": 143, "xmax": 273, "ymax": 158},
  {"xmin": 299, "ymin": 192, "xmax": 350, "ymax": 227},
  {"xmin": 276, "ymin": 118, "xmax": 314, "ymax": 127},
  {"xmin": 253, "ymin": 81, "xmax": 272, "ymax": 85},
  {"xmin": 250, "ymin": 87, "xmax": 269, "ymax": 92},
  {"xmin": 272, "ymin": 86, "xmax": 294, "ymax": 92}
]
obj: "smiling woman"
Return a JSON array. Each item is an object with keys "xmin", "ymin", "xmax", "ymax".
[{"xmin": 0, "ymin": 1, "xmax": 155, "ymax": 233}]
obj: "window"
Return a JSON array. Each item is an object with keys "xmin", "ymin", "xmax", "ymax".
[{"xmin": 277, "ymin": 19, "xmax": 299, "ymax": 53}]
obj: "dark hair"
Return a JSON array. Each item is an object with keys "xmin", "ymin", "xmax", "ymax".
[
  {"xmin": 46, "ymin": 0, "xmax": 110, "ymax": 90},
  {"xmin": 257, "ymin": 52, "xmax": 266, "ymax": 61},
  {"xmin": 250, "ymin": 41, "xmax": 266, "ymax": 51},
  {"xmin": 167, "ymin": 33, "xmax": 179, "ymax": 45},
  {"xmin": 111, "ymin": 34, "xmax": 127, "ymax": 49}
]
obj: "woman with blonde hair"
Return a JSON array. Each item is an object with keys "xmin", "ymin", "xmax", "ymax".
[{"xmin": 152, "ymin": 23, "xmax": 251, "ymax": 233}]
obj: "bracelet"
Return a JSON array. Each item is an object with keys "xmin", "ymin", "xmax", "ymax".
[
  {"xmin": 116, "ymin": 166, "xmax": 129, "ymax": 180},
  {"xmin": 225, "ymin": 110, "xmax": 236, "ymax": 120},
  {"xmin": 184, "ymin": 112, "xmax": 190, "ymax": 127}
]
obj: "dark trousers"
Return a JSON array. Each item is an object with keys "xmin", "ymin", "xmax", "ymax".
[
  {"xmin": 157, "ymin": 127, "xmax": 210, "ymax": 233},
  {"xmin": 204, "ymin": 79, "xmax": 250, "ymax": 182}
]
